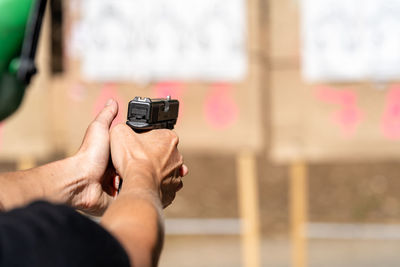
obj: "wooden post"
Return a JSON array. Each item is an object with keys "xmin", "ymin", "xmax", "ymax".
[
  {"xmin": 237, "ymin": 152, "xmax": 261, "ymax": 267},
  {"xmin": 290, "ymin": 161, "xmax": 308, "ymax": 267}
]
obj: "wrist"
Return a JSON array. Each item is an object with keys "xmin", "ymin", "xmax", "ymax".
[
  {"xmin": 21, "ymin": 155, "xmax": 86, "ymax": 204},
  {"xmin": 120, "ymin": 163, "xmax": 159, "ymax": 195},
  {"xmin": 50, "ymin": 154, "xmax": 88, "ymax": 205}
]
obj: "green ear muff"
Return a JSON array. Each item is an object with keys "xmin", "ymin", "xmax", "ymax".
[
  {"xmin": 0, "ymin": 73, "xmax": 26, "ymax": 121},
  {"xmin": 0, "ymin": 0, "xmax": 33, "ymax": 121}
]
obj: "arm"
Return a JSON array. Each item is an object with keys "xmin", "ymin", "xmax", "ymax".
[
  {"xmin": 101, "ymin": 125, "xmax": 187, "ymax": 267},
  {"xmin": 101, "ymin": 169, "xmax": 164, "ymax": 267},
  {"xmin": 0, "ymin": 154, "xmax": 88, "ymax": 211},
  {"xmin": 0, "ymin": 99, "xmax": 120, "ymax": 215}
]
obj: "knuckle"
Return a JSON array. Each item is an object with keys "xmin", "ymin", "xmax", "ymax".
[
  {"xmin": 111, "ymin": 124, "xmax": 124, "ymax": 137},
  {"xmin": 178, "ymin": 155, "xmax": 184, "ymax": 165},
  {"xmin": 158, "ymin": 130, "xmax": 179, "ymax": 145},
  {"xmin": 159, "ymin": 129, "xmax": 171, "ymax": 136},
  {"xmin": 169, "ymin": 131, "xmax": 179, "ymax": 145},
  {"xmin": 104, "ymin": 108, "xmax": 114, "ymax": 118},
  {"xmin": 90, "ymin": 120, "xmax": 102, "ymax": 129},
  {"xmin": 114, "ymin": 123, "xmax": 125, "ymax": 132}
]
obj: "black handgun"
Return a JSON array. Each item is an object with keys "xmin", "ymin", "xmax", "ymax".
[{"xmin": 126, "ymin": 96, "xmax": 179, "ymax": 132}]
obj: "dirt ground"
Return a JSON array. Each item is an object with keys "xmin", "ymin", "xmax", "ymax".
[
  {"xmin": 160, "ymin": 236, "xmax": 400, "ymax": 267},
  {"xmin": 161, "ymin": 153, "xmax": 400, "ymax": 266},
  {"xmin": 164, "ymin": 152, "xmax": 400, "ymax": 234}
]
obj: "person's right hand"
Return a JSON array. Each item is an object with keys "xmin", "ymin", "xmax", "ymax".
[{"xmin": 110, "ymin": 124, "xmax": 188, "ymax": 208}]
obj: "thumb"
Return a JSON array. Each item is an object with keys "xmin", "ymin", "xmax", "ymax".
[{"xmin": 94, "ymin": 98, "xmax": 119, "ymax": 128}]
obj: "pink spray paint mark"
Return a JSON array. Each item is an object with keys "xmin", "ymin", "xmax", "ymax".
[
  {"xmin": 316, "ymin": 87, "xmax": 363, "ymax": 137},
  {"xmin": 381, "ymin": 86, "xmax": 400, "ymax": 140},
  {"xmin": 204, "ymin": 83, "xmax": 239, "ymax": 130},
  {"xmin": 68, "ymin": 83, "xmax": 87, "ymax": 102},
  {"xmin": 153, "ymin": 82, "xmax": 185, "ymax": 118},
  {"xmin": 93, "ymin": 84, "xmax": 124, "ymax": 128}
]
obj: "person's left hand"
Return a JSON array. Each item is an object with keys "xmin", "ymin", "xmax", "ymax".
[{"xmin": 69, "ymin": 99, "xmax": 120, "ymax": 216}]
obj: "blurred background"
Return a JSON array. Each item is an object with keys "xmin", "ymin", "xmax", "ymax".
[{"xmin": 2, "ymin": 0, "xmax": 400, "ymax": 266}]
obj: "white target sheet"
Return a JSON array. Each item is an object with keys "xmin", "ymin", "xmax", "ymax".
[
  {"xmin": 301, "ymin": 0, "xmax": 400, "ymax": 82},
  {"xmin": 70, "ymin": 0, "xmax": 248, "ymax": 82}
]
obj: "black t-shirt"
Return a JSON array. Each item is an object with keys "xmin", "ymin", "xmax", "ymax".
[{"xmin": 0, "ymin": 201, "xmax": 130, "ymax": 267}]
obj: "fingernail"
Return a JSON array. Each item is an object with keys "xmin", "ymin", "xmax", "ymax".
[
  {"xmin": 114, "ymin": 176, "xmax": 120, "ymax": 190},
  {"xmin": 105, "ymin": 98, "xmax": 114, "ymax": 107}
]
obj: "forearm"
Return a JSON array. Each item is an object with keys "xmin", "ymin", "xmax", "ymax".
[
  {"xmin": 0, "ymin": 155, "xmax": 87, "ymax": 211},
  {"xmin": 101, "ymin": 169, "xmax": 164, "ymax": 267}
]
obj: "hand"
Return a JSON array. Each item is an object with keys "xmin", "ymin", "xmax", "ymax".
[
  {"xmin": 70, "ymin": 99, "xmax": 120, "ymax": 215},
  {"xmin": 110, "ymin": 124, "xmax": 188, "ymax": 208}
]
